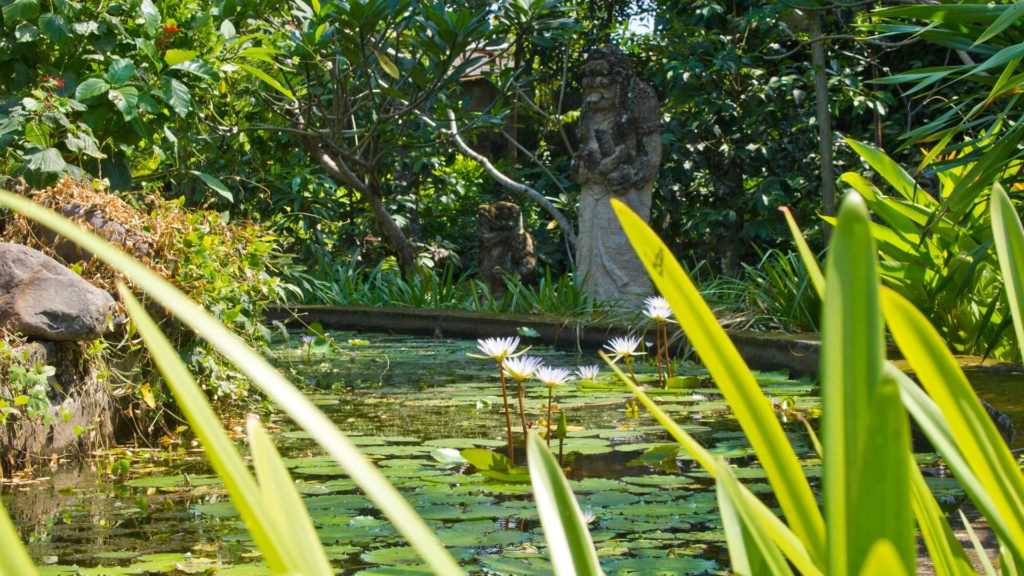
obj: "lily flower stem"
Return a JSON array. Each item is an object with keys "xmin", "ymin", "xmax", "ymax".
[
  {"xmin": 516, "ymin": 379, "xmax": 529, "ymax": 440},
  {"xmin": 497, "ymin": 366, "xmax": 515, "ymax": 461},
  {"xmin": 625, "ymin": 357, "xmax": 640, "ymax": 385},
  {"xmin": 654, "ymin": 322, "xmax": 665, "ymax": 388},
  {"xmin": 662, "ymin": 322, "xmax": 674, "ymax": 379},
  {"xmin": 546, "ymin": 387, "xmax": 554, "ymax": 447}
]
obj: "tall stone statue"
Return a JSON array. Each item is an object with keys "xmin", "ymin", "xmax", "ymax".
[
  {"xmin": 477, "ymin": 201, "xmax": 537, "ymax": 298},
  {"xmin": 572, "ymin": 45, "xmax": 661, "ymax": 305}
]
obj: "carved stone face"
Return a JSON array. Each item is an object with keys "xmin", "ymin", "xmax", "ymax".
[{"xmin": 581, "ymin": 47, "xmax": 631, "ymax": 112}]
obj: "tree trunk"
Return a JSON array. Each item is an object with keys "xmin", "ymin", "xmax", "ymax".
[
  {"xmin": 306, "ymin": 143, "xmax": 419, "ymax": 277},
  {"xmin": 810, "ymin": 13, "xmax": 836, "ymax": 240}
]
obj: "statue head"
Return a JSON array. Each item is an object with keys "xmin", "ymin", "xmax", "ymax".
[{"xmin": 580, "ymin": 45, "xmax": 633, "ymax": 111}]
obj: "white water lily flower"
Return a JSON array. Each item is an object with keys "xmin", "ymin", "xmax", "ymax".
[
  {"xmin": 471, "ymin": 336, "xmax": 520, "ymax": 361},
  {"xmin": 536, "ymin": 366, "xmax": 573, "ymax": 388},
  {"xmin": 603, "ymin": 336, "xmax": 645, "ymax": 361},
  {"xmin": 502, "ymin": 355, "xmax": 543, "ymax": 381},
  {"xmin": 575, "ymin": 365, "xmax": 600, "ymax": 381},
  {"xmin": 642, "ymin": 296, "xmax": 674, "ymax": 321}
]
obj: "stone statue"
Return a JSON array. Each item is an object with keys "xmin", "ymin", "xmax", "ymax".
[
  {"xmin": 572, "ymin": 45, "xmax": 661, "ymax": 305},
  {"xmin": 477, "ymin": 201, "xmax": 537, "ymax": 298}
]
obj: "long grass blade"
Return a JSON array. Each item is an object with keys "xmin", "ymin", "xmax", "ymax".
[
  {"xmin": 881, "ymin": 286, "xmax": 1024, "ymax": 559},
  {"xmin": 989, "ymin": 182, "xmax": 1024, "ymax": 362},
  {"xmin": 119, "ymin": 285, "xmax": 298, "ymax": 573},
  {"xmin": 857, "ymin": 541, "xmax": 910, "ymax": 576},
  {"xmin": 601, "ymin": 353, "xmax": 821, "ymax": 576},
  {"xmin": 959, "ymin": 509, "xmax": 997, "ymax": 576},
  {"xmin": 0, "ymin": 501, "xmax": 38, "ymax": 576},
  {"xmin": 714, "ymin": 458, "xmax": 794, "ymax": 576},
  {"xmin": 526, "ymin": 431, "xmax": 603, "ymax": 576},
  {"xmin": 821, "ymin": 193, "xmax": 913, "ymax": 575},
  {"xmin": 909, "ymin": 463, "xmax": 975, "ymax": 576},
  {"xmin": 0, "ymin": 189, "xmax": 464, "ymax": 576},
  {"xmin": 779, "ymin": 206, "xmax": 824, "ymax": 298},
  {"xmin": 248, "ymin": 415, "xmax": 333, "ymax": 575},
  {"xmin": 610, "ymin": 199, "xmax": 825, "ymax": 559}
]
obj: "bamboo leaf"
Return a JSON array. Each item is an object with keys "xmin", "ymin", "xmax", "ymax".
[
  {"xmin": 610, "ymin": 199, "xmax": 825, "ymax": 560},
  {"xmin": 526, "ymin": 431, "xmax": 602, "ymax": 576},
  {"xmin": 0, "ymin": 189, "xmax": 464, "ymax": 576}
]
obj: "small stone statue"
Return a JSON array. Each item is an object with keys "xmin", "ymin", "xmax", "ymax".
[
  {"xmin": 477, "ymin": 201, "xmax": 537, "ymax": 298},
  {"xmin": 572, "ymin": 45, "xmax": 662, "ymax": 305}
]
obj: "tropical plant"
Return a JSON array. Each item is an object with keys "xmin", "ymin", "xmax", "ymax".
[
  {"xmin": 840, "ymin": 137, "xmax": 1014, "ymax": 358},
  {"xmin": 0, "ymin": 187, "xmax": 605, "ymax": 575},
  {"xmin": 594, "ymin": 187, "xmax": 1024, "ymax": 573}
]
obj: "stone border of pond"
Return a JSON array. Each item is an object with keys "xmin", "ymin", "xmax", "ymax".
[
  {"xmin": 267, "ymin": 305, "xmax": 1023, "ymax": 378},
  {"xmin": 267, "ymin": 305, "xmax": 829, "ymax": 375}
]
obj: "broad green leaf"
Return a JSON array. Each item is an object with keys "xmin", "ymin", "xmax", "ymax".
[
  {"xmin": 140, "ymin": 0, "xmax": 160, "ymax": 33},
  {"xmin": 24, "ymin": 147, "xmax": 65, "ymax": 173},
  {"xmin": 108, "ymin": 86, "xmax": 139, "ymax": 119},
  {"xmin": 161, "ymin": 76, "xmax": 191, "ymax": 117},
  {"xmin": 171, "ymin": 59, "xmax": 218, "ymax": 81},
  {"xmin": 2, "ymin": 0, "xmax": 39, "ymax": 22},
  {"xmin": 611, "ymin": 198, "xmax": 825, "ymax": 560},
  {"xmin": 0, "ymin": 501, "xmax": 37, "ymax": 575},
  {"xmin": 0, "ymin": 189, "xmax": 465, "ymax": 576},
  {"xmin": 164, "ymin": 49, "xmax": 197, "ymax": 67},
  {"xmin": 248, "ymin": 416, "xmax": 333, "ymax": 575},
  {"xmin": 192, "ymin": 171, "xmax": 233, "ymax": 202},
  {"xmin": 990, "ymin": 183, "xmax": 1024, "ymax": 363},
  {"xmin": 821, "ymin": 193, "xmax": 913, "ymax": 575},
  {"xmin": 119, "ymin": 286, "xmax": 295, "ymax": 573},
  {"xmin": 603, "ymin": 355, "xmax": 820, "ymax": 576},
  {"xmin": 238, "ymin": 64, "xmax": 294, "ymax": 101},
  {"xmin": 75, "ymin": 78, "xmax": 109, "ymax": 100},
  {"xmin": 107, "ymin": 58, "xmax": 135, "ymax": 85},
  {"xmin": 220, "ymin": 19, "xmax": 236, "ymax": 39},
  {"xmin": 845, "ymin": 138, "xmax": 935, "ymax": 207},
  {"xmin": 881, "ymin": 287, "xmax": 1024, "ymax": 557},
  {"xmin": 526, "ymin": 431, "xmax": 602, "ymax": 576},
  {"xmin": 38, "ymin": 12, "xmax": 70, "ymax": 42},
  {"xmin": 14, "ymin": 22, "xmax": 37, "ymax": 42}
]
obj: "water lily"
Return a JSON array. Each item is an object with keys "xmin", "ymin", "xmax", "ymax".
[
  {"xmin": 642, "ymin": 296, "xmax": 674, "ymax": 322},
  {"xmin": 603, "ymin": 336, "xmax": 645, "ymax": 361},
  {"xmin": 536, "ymin": 366, "xmax": 573, "ymax": 388},
  {"xmin": 471, "ymin": 336, "xmax": 520, "ymax": 361},
  {"xmin": 503, "ymin": 355, "xmax": 541, "ymax": 437},
  {"xmin": 536, "ymin": 366, "xmax": 572, "ymax": 446},
  {"xmin": 470, "ymin": 336, "xmax": 523, "ymax": 461},
  {"xmin": 575, "ymin": 365, "xmax": 601, "ymax": 381},
  {"xmin": 502, "ymin": 355, "xmax": 542, "ymax": 381},
  {"xmin": 643, "ymin": 295, "xmax": 675, "ymax": 387}
]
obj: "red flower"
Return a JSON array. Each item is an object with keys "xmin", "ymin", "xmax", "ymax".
[
  {"xmin": 42, "ymin": 75, "xmax": 64, "ymax": 89},
  {"xmin": 163, "ymin": 23, "xmax": 181, "ymax": 34}
]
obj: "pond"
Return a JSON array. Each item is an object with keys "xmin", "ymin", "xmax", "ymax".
[{"xmin": 4, "ymin": 331, "xmax": 967, "ymax": 575}]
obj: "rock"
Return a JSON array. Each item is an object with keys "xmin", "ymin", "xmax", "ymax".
[
  {"xmin": 0, "ymin": 242, "xmax": 115, "ymax": 341},
  {"xmin": 477, "ymin": 201, "xmax": 537, "ymax": 298},
  {"xmin": 572, "ymin": 45, "xmax": 662, "ymax": 306}
]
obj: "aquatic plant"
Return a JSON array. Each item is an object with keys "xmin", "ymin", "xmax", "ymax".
[
  {"xmin": 575, "ymin": 364, "xmax": 601, "ymax": 382},
  {"xmin": 643, "ymin": 295, "xmax": 675, "ymax": 387},
  {"xmin": 469, "ymin": 336, "xmax": 521, "ymax": 460},
  {"xmin": 595, "ymin": 187, "xmax": 1024, "ymax": 573},
  {"xmin": 535, "ymin": 366, "xmax": 573, "ymax": 446},
  {"xmin": 603, "ymin": 335, "xmax": 644, "ymax": 383},
  {"xmin": 502, "ymin": 354, "xmax": 543, "ymax": 443}
]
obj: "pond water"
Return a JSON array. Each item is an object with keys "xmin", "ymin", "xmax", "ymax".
[{"xmin": 3, "ymin": 332, "xmax": 971, "ymax": 574}]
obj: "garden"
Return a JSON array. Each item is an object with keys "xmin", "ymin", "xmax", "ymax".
[{"xmin": 2, "ymin": 1, "xmax": 1024, "ymax": 575}]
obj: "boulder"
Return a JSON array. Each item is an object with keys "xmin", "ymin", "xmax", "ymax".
[{"xmin": 0, "ymin": 242, "xmax": 115, "ymax": 341}]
